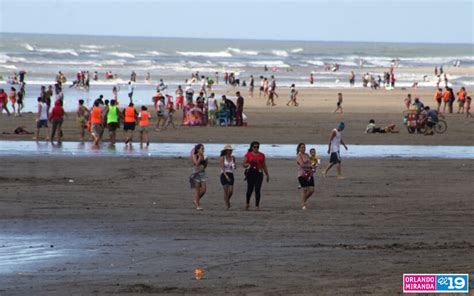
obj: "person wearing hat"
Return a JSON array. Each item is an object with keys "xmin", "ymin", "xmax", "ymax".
[
  {"xmin": 220, "ymin": 144, "xmax": 236, "ymax": 209},
  {"xmin": 323, "ymin": 122, "xmax": 348, "ymax": 179}
]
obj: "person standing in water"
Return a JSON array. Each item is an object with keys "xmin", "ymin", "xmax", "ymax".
[{"xmin": 323, "ymin": 122, "xmax": 348, "ymax": 179}]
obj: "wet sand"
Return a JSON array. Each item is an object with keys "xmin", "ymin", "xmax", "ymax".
[
  {"xmin": 0, "ymin": 156, "xmax": 473, "ymax": 295},
  {"xmin": 1, "ymin": 88, "xmax": 473, "ymax": 146}
]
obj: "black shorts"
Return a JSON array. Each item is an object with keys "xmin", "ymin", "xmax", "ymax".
[
  {"xmin": 329, "ymin": 152, "xmax": 341, "ymax": 164},
  {"xmin": 123, "ymin": 122, "xmax": 135, "ymax": 131},
  {"xmin": 298, "ymin": 176, "xmax": 314, "ymax": 188},
  {"xmin": 259, "ymin": 86, "xmax": 264, "ymax": 91},
  {"xmin": 220, "ymin": 173, "xmax": 234, "ymax": 186},
  {"xmin": 108, "ymin": 122, "xmax": 119, "ymax": 131},
  {"xmin": 337, "ymin": 102, "xmax": 341, "ymax": 107}
]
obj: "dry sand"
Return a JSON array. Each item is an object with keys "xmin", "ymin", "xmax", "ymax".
[{"xmin": 1, "ymin": 88, "xmax": 473, "ymax": 145}]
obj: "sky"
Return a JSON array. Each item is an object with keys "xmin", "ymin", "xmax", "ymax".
[{"xmin": 0, "ymin": 0, "xmax": 473, "ymax": 44}]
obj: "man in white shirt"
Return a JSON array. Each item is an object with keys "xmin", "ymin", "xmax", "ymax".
[
  {"xmin": 127, "ymin": 81, "xmax": 135, "ymax": 103},
  {"xmin": 323, "ymin": 121, "xmax": 348, "ymax": 179}
]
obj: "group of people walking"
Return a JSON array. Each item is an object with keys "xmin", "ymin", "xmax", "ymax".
[{"xmin": 188, "ymin": 122, "xmax": 347, "ymax": 211}]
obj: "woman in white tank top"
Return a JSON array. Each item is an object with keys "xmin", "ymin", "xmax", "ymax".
[{"xmin": 220, "ymin": 144, "xmax": 235, "ymax": 209}]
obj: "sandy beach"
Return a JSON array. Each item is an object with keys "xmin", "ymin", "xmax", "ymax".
[
  {"xmin": 0, "ymin": 86, "xmax": 473, "ymax": 295},
  {"xmin": 0, "ymin": 156, "xmax": 473, "ymax": 295},
  {"xmin": 1, "ymin": 88, "xmax": 474, "ymax": 146}
]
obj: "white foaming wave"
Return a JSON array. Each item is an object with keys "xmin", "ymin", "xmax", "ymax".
[
  {"xmin": 36, "ymin": 48, "xmax": 79, "ymax": 56},
  {"xmin": 80, "ymin": 44, "xmax": 106, "ymax": 50},
  {"xmin": 107, "ymin": 52, "xmax": 135, "ymax": 58},
  {"xmin": 25, "ymin": 60, "xmax": 100, "ymax": 66},
  {"xmin": 0, "ymin": 54, "xmax": 9, "ymax": 63},
  {"xmin": 271, "ymin": 50, "xmax": 289, "ymax": 57},
  {"xmin": 177, "ymin": 51, "xmax": 232, "ymax": 58},
  {"xmin": 218, "ymin": 61, "xmax": 246, "ymax": 68},
  {"xmin": 21, "ymin": 43, "xmax": 35, "ymax": 51},
  {"xmin": 101, "ymin": 59, "xmax": 127, "ymax": 66},
  {"xmin": 305, "ymin": 60, "xmax": 324, "ymax": 66},
  {"xmin": 399, "ymin": 56, "xmax": 474, "ymax": 65},
  {"xmin": 291, "ymin": 48, "xmax": 304, "ymax": 53},
  {"xmin": 249, "ymin": 60, "xmax": 290, "ymax": 68},
  {"xmin": 226, "ymin": 48, "xmax": 259, "ymax": 56},
  {"xmin": 0, "ymin": 64, "xmax": 17, "ymax": 70},
  {"xmin": 79, "ymin": 49, "xmax": 99, "ymax": 54},
  {"xmin": 146, "ymin": 51, "xmax": 163, "ymax": 56},
  {"xmin": 136, "ymin": 60, "xmax": 154, "ymax": 65}
]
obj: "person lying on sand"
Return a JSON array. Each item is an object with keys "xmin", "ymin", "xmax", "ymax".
[
  {"xmin": 2, "ymin": 126, "xmax": 34, "ymax": 135},
  {"xmin": 365, "ymin": 119, "xmax": 399, "ymax": 133}
]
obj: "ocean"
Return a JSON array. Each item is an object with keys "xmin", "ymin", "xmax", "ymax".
[{"xmin": 0, "ymin": 33, "xmax": 472, "ymax": 111}]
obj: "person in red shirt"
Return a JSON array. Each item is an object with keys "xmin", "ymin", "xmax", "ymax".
[
  {"xmin": 243, "ymin": 141, "xmax": 269, "ymax": 210},
  {"xmin": 0, "ymin": 88, "xmax": 11, "ymax": 116},
  {"xmin": 49, "ymin": 100, "xmax": 67, "ymax": 143}
]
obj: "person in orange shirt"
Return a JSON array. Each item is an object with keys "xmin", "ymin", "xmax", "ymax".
[
  {"xmin": 442, "ymin": 87, "xmax": 451, "ymax": 113},
  {"xmin": 138, "ymin": 105, "xmax": 151, "ymax": 147},
  {"xmin": 434, "ymin": 88, "xmax": 443, "ymax": 112},
  {"xmin": 90, "ymin": 101, "xmax": 103, "ymax": 147},
  {"xmin": 9, "ymin": 87, "xmax": 17, "ymax": 115},
  {"xmin": 457, "ymin": 87, "xmax": 467, "ymax": 114},
  {"xmin": 123, "ymin": 102, "xmax": 137, "ymax": 145}
]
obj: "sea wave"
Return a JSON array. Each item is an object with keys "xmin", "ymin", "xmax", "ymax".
[
  {"xmin": 107, "ymin": 52, "xmax": 135, "ymax": 58},
  {"xmin": 249, "ymin": 60, "xmax": 290, "ymax": 68},
  {"xmin": 177, "ymin": 51, "xmax": 232, "ymax": 58},
  {"xmin": 36, "ymin": 48, "xmax": 79, "ymax": 56},
  {"xmin": 21, "ymin": 43, "xmax": 35, "ymax": 51},
  {"xmin": 227, "ymin": 48, "xmax": 259, "ymax": 56},
  {"xmin": 291, "ymin": 48, "xmax": 304, "ymax": 53},
  {"xmin": 0, "ymin": 64, "xmax": 17, "ymax": 70},
  {"xmin": 80, "ymin": 44, "xmax": 106, "ymax": 50},
  {"xmin": 305, "ymin": 60, "xmax": 325, "ymax": 66},
  {"xmin": 146, "ymin": 51, "xmax": 164, "ymax": 56},
  {"xmin": 271, "ymin": 50, "xmax": 289, "ymax": 57}
]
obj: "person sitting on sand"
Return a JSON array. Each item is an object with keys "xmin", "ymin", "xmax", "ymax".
[{"xmin": 365, "ymin": 119, "xmax": 399, "ymax": 133}]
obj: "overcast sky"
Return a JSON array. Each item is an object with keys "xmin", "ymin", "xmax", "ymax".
[{"xmin": 1, "ymin": 0, "xmax": 473, "ymax": 43}]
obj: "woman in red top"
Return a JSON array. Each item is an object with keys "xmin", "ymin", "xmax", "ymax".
[
  {"xmin": 49, "ymin": 100, "xmax": 66, "ymax": 143},
  {"xmin": 243, "ymin": 141, "xmax": 269, "ymax": 210}
]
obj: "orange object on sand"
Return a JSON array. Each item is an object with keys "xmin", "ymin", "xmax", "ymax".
[{"xmin": 194, "ymin": 268, "xmax": 204, "ymax": 280}]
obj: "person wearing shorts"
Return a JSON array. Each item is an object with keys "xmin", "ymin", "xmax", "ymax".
[
  {"xmin": 106, "ymin": 99, "xmax": 120, "ymax": 145},
  {"xmin": 296, "ymin": 143, "xmax": 315, "ymax": 210},
  {"xmin": 220, "ymin": 144, "xmax": 235, "ymax": 209},
  {"xmin": 323, "ymin": 122, "xmax": 348, "ymax": 178},
  {"xmin": 123, "ymin": 102, "xmax": 137, "ymax": 145},
  {"xmin": 190, "ymin": 144, "xmax": 208, "ymax": 210},
  {"xmin": 90, "ymin": 101, "xmax": 103, "ymax": 146},
  {"xmin": 34, "ymin": 97, "xmax": 50, "ymax": 141},
  {"xmin": 138, "ymin": 105, "xmax": 150, "ymax": 147}
]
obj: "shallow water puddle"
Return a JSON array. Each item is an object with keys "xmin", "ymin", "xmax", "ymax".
[{"xmin": 0, "ymin": 141, "xmax": 473, "ymax": 159}]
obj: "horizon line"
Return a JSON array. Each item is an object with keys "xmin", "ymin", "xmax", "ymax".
[{"xmin": 1, "ymin": 31, "xmax": 473, "ymax": 46}]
